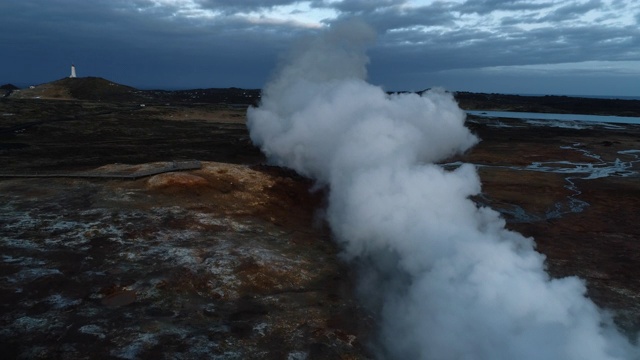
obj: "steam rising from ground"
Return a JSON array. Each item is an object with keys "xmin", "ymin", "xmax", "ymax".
[{"xmin": 247, "ymin": 20, "xmax": 639, "ymax": 360}]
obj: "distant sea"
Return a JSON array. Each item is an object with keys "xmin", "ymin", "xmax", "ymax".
[
  {"xmin": 516, "ymin": 94, "xmax": 640, "ymax": 101},
  {"xmin": 467, "ymin": 110, "xmax": 640, "ymax": 125}
]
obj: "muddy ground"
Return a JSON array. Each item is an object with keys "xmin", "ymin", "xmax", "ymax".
[{"xmin": 1, "ymin": 93, "xmax": 640, "ymax": 358}]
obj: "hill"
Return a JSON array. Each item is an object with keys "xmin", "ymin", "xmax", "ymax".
[
  {"xmin": 1, "ymin": 84, "xmax": 19, "ymax": 91},
  {"xmin": 53, "ymin": 77, "xmax": 138, "ymax": 101},
  {"xmin": 6, "ymin": 77, "xmax": 262, "ymax": 105},
  {"xmin": 1, "ymin": 84, "xmax": 19, "ymax": 98},
  {"xmin": 8, "ymin": 77, "xmax": 142, "ymax": 102}
]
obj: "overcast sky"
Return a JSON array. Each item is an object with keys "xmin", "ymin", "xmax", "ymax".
[{"xmin": 1, "ymin": 0, "xmax": 638, "ymax": 96}]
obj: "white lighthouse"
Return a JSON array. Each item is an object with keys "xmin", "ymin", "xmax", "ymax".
[{"xmin": 70, "ymin": 64, "xmax": 77, "ymax": 78}]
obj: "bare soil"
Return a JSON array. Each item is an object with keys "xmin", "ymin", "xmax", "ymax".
[{"xmin": 1, "ymin": 85, "xmax": 640, "ymax": 358}]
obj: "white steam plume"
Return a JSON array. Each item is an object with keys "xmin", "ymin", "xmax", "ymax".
[{"xmin": 247, "ymin": 20, "xmax": 639, "ymax": 360}]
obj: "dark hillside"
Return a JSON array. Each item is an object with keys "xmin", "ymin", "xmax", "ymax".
[
  {"xmin": 453, "ymin": 91, "xmax": 640, "ymax": 117},
  {"xmin": 1, "ymin": 84, "xmax": 19, "ymax": 97},
  {"xmin": 51, "ymin": 77, "xmax": 139, "ymax": 101}
]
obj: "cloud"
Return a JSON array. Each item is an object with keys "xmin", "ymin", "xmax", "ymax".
[
  {"xmin": 541, "ymin": 0, "xmax": 603, "ymax": 22},
  {"xmin": 475, "ymin": 60, "xmax": 640, "ymax": 76},
  {"xmin": 195, "ymin": 0, "xmax": 299, "ymax": 14},
  {"xmin": 311, "ymin": 0, "xmax": 400, "ymax": 14},
  {"xmin": 0, "ymin": 0, "xmax": 638, "ymax": 93},
  {"xmin": 457, "ymin": 0, "xmax": 557, "ymax": 15},
  {"xmin": 0, "ymin": 0, "xmax": 315, "ymax": 87}
]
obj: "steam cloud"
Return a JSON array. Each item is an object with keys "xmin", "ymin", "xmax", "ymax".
[{"xmin": 247, "ymin": 20, "xmax": 639, "ymax": 359}]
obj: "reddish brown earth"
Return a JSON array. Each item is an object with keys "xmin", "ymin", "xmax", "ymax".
[
  {"xmin": 0, "ymin": 96, "xmax": 371, "ymax": 358},
  {"xmin": 0, "ymin": 162, "xmax": 371, "ymax": 359},
  {"xmin": 2, "ymin": 82, "xmax": 640, "ymax": 358}
]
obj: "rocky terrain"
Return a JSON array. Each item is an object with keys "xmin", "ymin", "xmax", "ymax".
[{"xmin": 1, "ymin": 78, "xmax": 640, "ymax": 358}]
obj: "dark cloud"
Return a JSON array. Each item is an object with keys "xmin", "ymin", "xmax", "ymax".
[
  {"xmin": 348, "ymin": 2, "xmax": 458, "ymax": 32},
  {"xmin": 0, "ymin": 0, "xmax": 307, "ymax": 88},
  {"xmin": 311, "ymin": 0, "xmax": 399, "ymax": 14},
  {"xmin": 0, "ymin": 0, "xmax": 638, "ymax": 95},
  {"xmin": 373, "ymin": 19, "xmax": 638, "ymax": 74},
  {"xmin": 457, "ymin": 0, "xmax": 556, "ymax": 15},
  {"xmin": 541, "ymin": 0, "xmax": 602, "ymax": 22},
  {"xmin": 195, "ymin": 0, "xmax": 299, "ymax": 14}
]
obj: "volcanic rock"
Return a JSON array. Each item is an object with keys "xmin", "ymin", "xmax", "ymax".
[
  {"xmin": 1, "ymin": 87, "xmax": 639, "ymax": 358},
  {"xmin": 0, "ymin": 162, "xmax": 371, "ymax": 359}
]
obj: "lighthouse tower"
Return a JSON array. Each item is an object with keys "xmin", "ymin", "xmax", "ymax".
[{"xmin": 70, "ymin": 64, "xmax": 77, "ymax": 78}]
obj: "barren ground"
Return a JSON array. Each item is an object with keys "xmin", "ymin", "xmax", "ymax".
[{"xmin": 1, "ymin": 92, "xmax": 640, "ymax": 358}]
